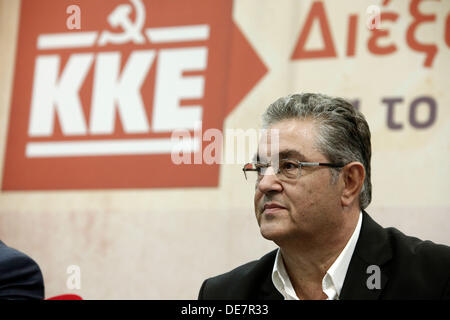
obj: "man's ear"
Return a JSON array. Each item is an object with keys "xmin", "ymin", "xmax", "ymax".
[{"xmin": 341, "ymin": 162, "xmax": 365, "ymax": 208}]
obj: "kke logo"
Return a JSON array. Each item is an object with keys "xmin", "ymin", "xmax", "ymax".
[{"xmin": 2, "ymin": 0, "xmax": 267, "ymax": 190}]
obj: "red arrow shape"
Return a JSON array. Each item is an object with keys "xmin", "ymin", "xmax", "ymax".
[{"xmin": 226, "ymin": 22, "xmax": 268, "ymax": 117}]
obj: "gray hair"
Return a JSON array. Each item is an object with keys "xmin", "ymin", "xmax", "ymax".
[{"xmin": 262, "ymin": 93, "xmax": 372, "ymax": 209}]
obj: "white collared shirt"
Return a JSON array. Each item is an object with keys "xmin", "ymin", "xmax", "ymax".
[{"xmin": 271, "ymin": 211, "xmax": 362, "ymax": 300}]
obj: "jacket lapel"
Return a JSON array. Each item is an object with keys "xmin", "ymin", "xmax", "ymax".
[
  {"xmin": 259, "ymin": 271, "xmax": 283, "ymax": 300},
  {"xmin": 340, "ymin": 211, "xmax": 392, "ymax": 300},
  {"xmin": 253, "ymin": 250, "xmax": 284, "ymax": 300}
]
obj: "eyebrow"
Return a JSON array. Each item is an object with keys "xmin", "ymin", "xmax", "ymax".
[
  {"xmin": 254, "ymin": 149, "xmax": 308, "ymax": 162},
  {"xmin": 278, "ymin": 149, "xmax": 308, "ymax": 160}
]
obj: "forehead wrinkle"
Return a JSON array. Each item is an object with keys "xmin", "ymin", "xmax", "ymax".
[
  {"xmin": 256, "ymin": 148, "xmax": 307, "ymax": 162},
  {"xmin": 278, "ymin": 149, "xmax": 307, "ymax": 161}
]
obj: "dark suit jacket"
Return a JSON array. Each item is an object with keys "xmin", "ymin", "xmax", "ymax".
[
  {"xmin": 198, "ymin": 212, "xmax": 450, "ymax": 299},
  {"xmin": 0, "ymin": 240, "xmax": 45, "ymax": 300}
]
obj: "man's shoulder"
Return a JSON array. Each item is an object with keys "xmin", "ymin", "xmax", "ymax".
[
  {"xmin": 0, "ymin": 240, "xmax": 45, "ymax": 300},
  {"xmin": 341, "ymin": 212, "xmax": 450, "ymax": 299},
  {"xmin": 384, "ymin": 227, "xmax": 450, "ymax": 298},
  {"xmin": 198, "ymin": 250, "xmax": 278, "ymax": 299},
  {"xmin": 358, "ymin": 214, "xmax": 450, "ymax": 298},
  {"xmin": 359, "ymin": 212, "xmax": 450, "ymax": 265},
  {"xmin": 384, "ymin": 226, "xmax": 450, "ymax": 273},
  {"xmin": 383, "ymin": 226, "xmax": 450, "ymax": 263}
]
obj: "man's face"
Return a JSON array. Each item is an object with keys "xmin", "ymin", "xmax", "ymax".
[{"xmin": 254, "ymin": 119, "xmax": 343, "ymax": 244}]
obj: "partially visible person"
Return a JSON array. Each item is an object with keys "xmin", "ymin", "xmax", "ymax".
[{"xmin": 0, "ymin": 240, "xmax": 44, "ymax": 299}]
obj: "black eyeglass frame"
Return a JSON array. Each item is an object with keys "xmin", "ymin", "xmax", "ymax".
[{"xmin": 242, "ymin": 158, "xmax": 346, "ymax": 181}]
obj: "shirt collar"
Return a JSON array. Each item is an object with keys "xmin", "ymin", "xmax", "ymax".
[
  {"xmin": 326, "ymin": 211, "xmax": 362, "ymax": 297},
  {"xmin": 271, "ymin": 211, "xmax": 363, "ymax": 300},
  {"xmin": 272, "ymin": 245, "xmax": 298, "ymax": 300}
]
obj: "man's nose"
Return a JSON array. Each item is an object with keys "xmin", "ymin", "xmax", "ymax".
[{"xmin": 257, "ymin": 166, "xmax": 283, "ymax": 194}]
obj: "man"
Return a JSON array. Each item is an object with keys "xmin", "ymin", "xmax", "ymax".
[
  {"xmin": 0, "ymin": 240, "xmax": 45, "ymax": 299},
  {"xmin": 198, "ymin": 93, "xmax": 450, "ymax": 300}
]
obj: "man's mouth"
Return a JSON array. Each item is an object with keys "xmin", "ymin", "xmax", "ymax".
[{"xmin": 262, "ymin": 202, "xmax": 286, "ymax": 215}]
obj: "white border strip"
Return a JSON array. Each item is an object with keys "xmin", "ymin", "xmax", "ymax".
[
  {"xmin": 146, "ymin": 24, "xmax": 209, "ymax": 43},
  {"xmin": 26, "ymin": 138, "xmax": 200, "ymax": 158},
  {"xmin": 38, "ymin": 32, "xmax": 98, "ymax": 50}
]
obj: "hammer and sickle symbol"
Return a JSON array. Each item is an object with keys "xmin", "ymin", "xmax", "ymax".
[{"xmin": 98, "ymin": 0, "xmax": 146, "ymax": 46}]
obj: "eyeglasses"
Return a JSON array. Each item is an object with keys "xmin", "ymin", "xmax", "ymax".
[{"xmin": 242, "ymin": 158, "xmax": 345, "ymax": 184}]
